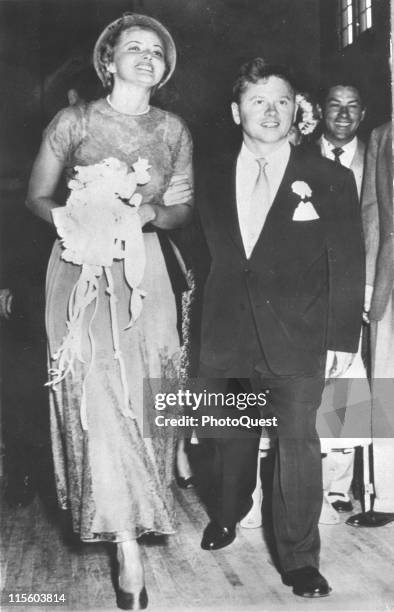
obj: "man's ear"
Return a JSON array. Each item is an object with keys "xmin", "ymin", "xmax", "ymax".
[
  {"xmin": 231, "ymin": 102, "xmax": 241, "ymax": 125},
  {"xmin": 360, "ymin": 108, "xmax": 366, "ymax": 122},
  {"xmin": 292, "ymin": 99, "xmax": 299, "ymax": 124}
]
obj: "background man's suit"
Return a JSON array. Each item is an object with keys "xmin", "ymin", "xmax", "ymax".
[
  {"xmin": 198, "ymin": 144, "xmax": 364, "ymax": 571},
  {"xmin": 318, "ymin": 135, "xmax": 365, "ymax": 198},
  {"xmin": 361, "ymin": 122, "xmax": 394, "ymax": 513},
  {"xmin": 316, "ymin": 133, "xmax": 368, "ymax": 514},
  {"xmin": 362, "ymin": 123, "xmax": 393, "ymax": 330}
]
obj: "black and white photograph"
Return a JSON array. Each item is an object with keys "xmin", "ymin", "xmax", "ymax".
[{"xmin": 0, "ymin": 1, "xmax": 393, "ymax": 611}]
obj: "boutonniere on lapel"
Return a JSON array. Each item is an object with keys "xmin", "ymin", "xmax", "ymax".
[{"xmin": 291, "ymin": 181, "xmax": 319, "ymax": 221}]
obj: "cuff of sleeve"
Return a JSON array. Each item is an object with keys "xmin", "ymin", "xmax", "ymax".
[{"xmin": 364, "ymin": 284, "xmax": 374, "ymax": 311}]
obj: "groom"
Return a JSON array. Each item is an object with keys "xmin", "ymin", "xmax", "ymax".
[{"xmin": 197, "ymin": 59, "xmax": 364, "ymax": 597}]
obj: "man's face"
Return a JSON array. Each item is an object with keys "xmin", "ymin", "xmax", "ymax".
[
  {"xmin": 323, "ymin": 86, "xmax": 365, "ymax": 146},
  {"xmin": 231, "ymin": 76, "xmax": 297, "ymax": 153}
]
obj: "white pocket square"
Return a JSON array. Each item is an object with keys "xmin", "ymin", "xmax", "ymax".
[{"xmin": 292, "ymin": 201, "xmax": 319, "ymax": 221}]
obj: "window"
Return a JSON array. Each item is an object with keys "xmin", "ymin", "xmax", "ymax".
[
  {"xmin": 357, "ymin": 0, "xmax": 373, "ymax": 31},
  {"xmin": 337, "ymin": 0, "xmax": 373, "ymax": 49}
]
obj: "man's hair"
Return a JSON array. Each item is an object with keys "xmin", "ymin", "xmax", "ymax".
[
  {"xmin": 232, "ymin": 58, "xmax": 297, "ymax": 103},
  {"xmin": 320, "ymin": 80, "xmax": 366, "ymax": 109}
]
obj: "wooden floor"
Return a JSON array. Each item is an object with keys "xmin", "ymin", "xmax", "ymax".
[{"xmin": 1, "ymin": 479, "xmax": 394, "ymax": 612}]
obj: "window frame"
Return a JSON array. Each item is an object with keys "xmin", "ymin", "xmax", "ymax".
[{"xmin": 337, "ymin": 0, "xmax": 373, "ymax": 50}]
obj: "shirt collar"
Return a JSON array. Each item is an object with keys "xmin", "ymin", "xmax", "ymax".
[
  {"xmin": 240, "ymin": 140, "xmax": 291, "ymax": 165},
  {"xmin": 322, "ymin": 134, "xmax": 358, "ymax": 156}
]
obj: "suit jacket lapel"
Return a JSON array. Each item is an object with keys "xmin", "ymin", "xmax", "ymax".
[
  {"xmin": 268, "ymin": 145, "xmax": 300, "ymax": 216},
  {"xmin": 350, "ymin": 140, "xmax": 365, "ymax": 198},
  {"xmin": 250, "ymin": 146, "xmax": 300, "ymax": 258},
  {"xmin": 217, "ymin": 146, "xmax": 304, "ymax": 259},
  {"xmin": 214, "ymin": 150, "xmax": 246, "ymax": 256}
]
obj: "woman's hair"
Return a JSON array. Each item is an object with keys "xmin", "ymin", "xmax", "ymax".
[
  {"xmin": 232, "ymin": 58, "xmax": 297, "ymax": 103},
  {"xmin": 95, "ymin": 15, "xmax": 173, "ymax": 92}
]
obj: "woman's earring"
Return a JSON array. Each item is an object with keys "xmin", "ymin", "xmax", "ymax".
[{"xmin": 107, "ymin": 61, "xmax": 116, "ymax": 75}]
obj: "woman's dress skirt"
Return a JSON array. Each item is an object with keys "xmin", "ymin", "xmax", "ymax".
[{"xmin": 46, "ymin": 233, "xmax": 179, "ymax": 541}]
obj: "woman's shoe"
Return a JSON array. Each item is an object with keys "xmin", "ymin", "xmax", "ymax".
[
  {"xmin": 116, "ymin": 586, "xmax": 148, "ymax": 610},
  {"xmin": 319, "ymin": 493, "xmax": 340, "ymax": 525},
  {"xmin": 240, "ymin": 484, "xmax": 263, "ymax": 528},
  {"xmin": 175, "ymin": 439, "xmax": 194, "ymax": 488},
  {"xmin": 116, "ymin": 541, "xmax": 146, "ymax": 610}
]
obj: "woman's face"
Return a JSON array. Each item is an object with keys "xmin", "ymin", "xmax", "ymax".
[{"xmin": 108, "ymin": 27, "xmax": 166, "ymax": 89}]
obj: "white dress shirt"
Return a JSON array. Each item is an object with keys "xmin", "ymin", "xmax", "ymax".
[
  {"xmin": 321, "ymin": 135, "xmax": 358, "ymax": 169},
  {"xmin": 236, "ymin": 141, "xmax": 291, "ymax": 258}
]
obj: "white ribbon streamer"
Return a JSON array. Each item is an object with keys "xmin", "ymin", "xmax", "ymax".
[{"xmin": 48, "ymin": 157, "xmax": 151, "ymax": 430}]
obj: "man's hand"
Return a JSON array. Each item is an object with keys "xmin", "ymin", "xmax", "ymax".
[
  {"xmin": 325, "ymin": 350, "xmax": 355, "ymax": 378},
  {"xmin": 363, "ymin": 284, "xmax": 373, "ymax": 324},
  {"xmin": 163, "ymin": 174, "xmax": 193, "ymax": 207},
  {"xmin": 0, "ymin": 288, "xmax": 13, "ymax": 320}
]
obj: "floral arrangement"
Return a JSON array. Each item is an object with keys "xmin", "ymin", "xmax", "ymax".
[
  {"xmin": 291, "ymin": 180, "xmax": 312, "ymax": 200},
  {"xmin": 295, "ymin": 93, "xmax": 322, "ymax": 136},
  {"xmin": 55, "ymin": 157, "xmax": 150, "ymax": 270},
  {"xmin": 49, "ymin": 157, "xmax": 151, "ymax": 429}
]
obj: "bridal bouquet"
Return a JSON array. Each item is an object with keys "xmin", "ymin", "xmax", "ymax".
[
  {"xmin": 54, "ymin": 157, "xmax": 150, "ymax": 269},
  {"xmin": 49, "ymin": 157, "xmax": 151, "ymax": 428}
]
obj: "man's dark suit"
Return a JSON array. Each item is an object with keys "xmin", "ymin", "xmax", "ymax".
[{"xmin": 197, "ymin": 144, "xmax": 364, "ymax": 571}]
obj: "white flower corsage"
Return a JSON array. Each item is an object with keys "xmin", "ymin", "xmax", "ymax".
[
  {"xmin": 295, "ymin": 93, "xmax": 322, "ymax": 135},
  {"xmin": 291, "ymin": 181, "xmax": 319, "ymax": 221}
]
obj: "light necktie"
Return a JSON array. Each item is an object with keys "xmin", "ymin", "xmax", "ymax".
[
  {"xmin": 247, "ymin": 157, "xmax": 270, "ymax": 255},
  {"xmin": 332, "ymin": 147, "xmax": 344, "ymax": 164}
]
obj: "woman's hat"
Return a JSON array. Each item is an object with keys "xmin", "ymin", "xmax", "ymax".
[{"xmin": 93, "ymin": 13, "xmax": 177, "ymax": 88}]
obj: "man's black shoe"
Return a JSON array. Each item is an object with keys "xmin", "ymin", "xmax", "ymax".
[
  {"xmin": 346, "ymin": 510, "xmax": 394, "ymax": 527},
  {"xmin": 328, "ymin": 493, "xmax": 353, "ymax": 513},
  {"xmin": 201, "ymin": 521, "xmax": 236, "ymax": 550},
  {"xmin": 282, "ymin": 566, "xmax": 331, "ymax": 597}
]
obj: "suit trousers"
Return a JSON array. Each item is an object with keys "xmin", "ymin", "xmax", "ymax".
[
  {"xmin": 370, "ymin": 290, "xmax": 394, "ymax": 512},
  {"xmin": 199, "ymin": 337, "xmax": 325, "ymax": 571}
]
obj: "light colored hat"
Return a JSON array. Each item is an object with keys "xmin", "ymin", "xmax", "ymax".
[{"xmin": 93, "ymin": 13, "xmax": 177, "ymax": 88}]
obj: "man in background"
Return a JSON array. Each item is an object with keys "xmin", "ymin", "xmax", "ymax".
[
  {"xmin": 317, "ymin": 81, "xmax": 367, "ymax": 520},
  {"xmin": 318, "ymin": 82, "xmax": 366, "ymax": 195},
  {"xmin": 361, "ymin": 121, "xmax": 394, "ymax": 524}
]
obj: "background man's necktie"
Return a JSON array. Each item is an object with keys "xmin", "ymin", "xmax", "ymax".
[
  {"xmin": 332, "ymin": 147, "xmax": 344, "ymax": 164},
  {"xmin": 247, "ymin": 157, "xmax": 270, "ymax": 256}
]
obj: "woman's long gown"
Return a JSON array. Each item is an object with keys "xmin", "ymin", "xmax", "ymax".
[{"xmin": 44, "ymin": 99, "xmax": 193, "ymax": 541}]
